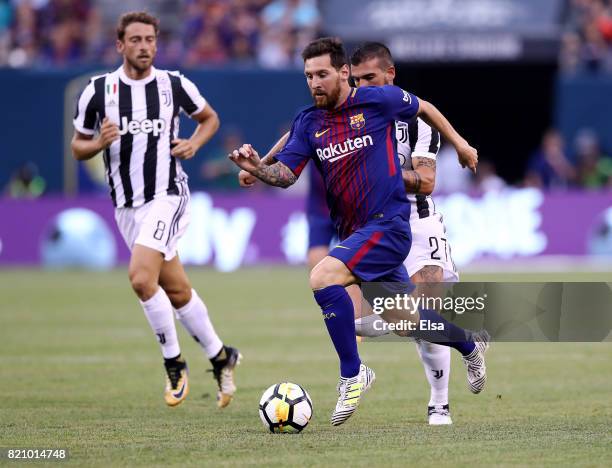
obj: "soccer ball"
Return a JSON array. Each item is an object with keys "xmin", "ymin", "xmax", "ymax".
[{"xmin": 258, "ymin": 382, "xmax": 313, "ymax": 433}]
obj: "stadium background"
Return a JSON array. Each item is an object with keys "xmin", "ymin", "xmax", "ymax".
[
  {"xmin": 1, "ymin": 1, "xmax": 611, "ymax": 465},
  {"xmin": 1, "ymin": 0, "xmax": 611, "ymax": 271}
]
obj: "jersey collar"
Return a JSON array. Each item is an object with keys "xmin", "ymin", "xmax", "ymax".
[{"xmin": 118, "ymin": 65, "xmax": 157, "ymax": 86}]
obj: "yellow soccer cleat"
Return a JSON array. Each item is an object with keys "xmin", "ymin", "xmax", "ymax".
[
  {"xmin": 209, "ymin": 346, "xmax": 242, "ymax": 408},
  {"xmin": 163, "ymin": 356, "xmax": 189, "ymax": 407}
]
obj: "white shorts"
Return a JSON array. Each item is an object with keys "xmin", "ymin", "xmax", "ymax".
[
  {"xmin": 115, "ymin": 192, "xmax": 190, "ymax": 261},
  {"xmin": 404, "ymin": 213, "xmax": 459, "ymax": 282}
]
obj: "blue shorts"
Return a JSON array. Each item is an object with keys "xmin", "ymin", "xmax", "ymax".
[
  {"xmin": 307, "ymin": 213, "xmax": 337, "ymax": 249},
  {"xmin": 329, "ymin": 215, "xmax": 412, "ymax": 283}
]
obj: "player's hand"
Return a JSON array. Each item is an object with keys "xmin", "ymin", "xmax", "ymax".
[
  {"xmin": 97, "ymin": 117, "xmax": 120, "ymax": 149},
  {"xmin": 171, "ymin": 139, "xmax": 197, "ymax": 159},
  {"xmin": 228, "ymin": 144, "xmax": 262, "ymax": 174},
  {"xmin": 456, "ymin": 142, "xmax": 478, "ymax": 173},
  {"xmin": 238, "ymin": 169, "xmax": 257, "ymax": 187}
]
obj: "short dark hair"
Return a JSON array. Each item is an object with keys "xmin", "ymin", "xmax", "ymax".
[
  {"xmin": 301, "ymin": 37, "xmax": 348, "ymax": 70},
  {"xmin": 350, "ymin": 42, "xmax": 394, "ymax": 68},
  {"xmin": 117, "ymin": 11, "xmax": 159, "ymax": 41}
]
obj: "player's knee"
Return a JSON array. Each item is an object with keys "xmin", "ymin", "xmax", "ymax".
[
  {"xmin": 129, "ymin": 269, "xmax": 158, "ymax": 301},
  {"xmin": 309, "ymin": 263, "xmax": 340, "ymax": 290},
  {"xmin": 412, "ymin": 265, "xmax": 443, "ymax": 284},
  {"xmin": 164, "ymin": 286, "xmax": 191, "ymax": 309}
]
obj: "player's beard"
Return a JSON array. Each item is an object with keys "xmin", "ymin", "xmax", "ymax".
[
  {"xmin": 126, "ymin": 54, "xmax": 153, "ymax": 74},
  {"xmin": 312, "ymin": 77, "xmax": 342, "ymax": 110}
]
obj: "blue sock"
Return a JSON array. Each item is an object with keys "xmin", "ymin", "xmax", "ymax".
[
  {"xmin": 412, "ymin": 308, "xmax": 476, "ymax": 356},
  {"xmin": 314, "ymin": 285, "xmax": 361, "ymax": 378}
]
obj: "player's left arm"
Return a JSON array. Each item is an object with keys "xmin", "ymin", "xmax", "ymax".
[
  {"xmin": 262, "ymin": 131, "xmax": 290, "ymax": 165},
  {"xmin": 238, "ymin": 131, "xmax": 290, "ymax": 187},
  {"xmin": 231, "ymin": 111, "xmax": 309, "ymax": 188},
  {"xmin": 383, "ymin": 85, "xmax": 478, "ymax": 173},
  {"xmin": 171, "ymin": 104, "xmax": 220, "ymax": 160},
  {"xmin": 229, "ymin": 144, "xmax": 297, "ymax": 188},
  {"xmin": 416, "ymin": 99, "xmax": 478, "ymax": 173}
]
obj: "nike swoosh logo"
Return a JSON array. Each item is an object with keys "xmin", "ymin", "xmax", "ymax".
[
  {"xmin": 334, "ymin": 245, "xmax": 351, "ymax": 250},
  {"xmin": 328, "ymin": 149, "xmax": 360, "ymax": 163},
  {"xmin": 315, "ymin": 128, "xmax": 331, "ymax": 138},
  {"xmin": 172, "ymin": 380, "xmax": 186, "ymax": 399}
]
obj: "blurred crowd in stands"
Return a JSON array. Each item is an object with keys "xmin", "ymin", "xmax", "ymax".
[
  {"xmin": 561, "ymin": 0, "xmax": 612, "ymax": 74},
  {"xmin": 2, "ymin": 0, "xmax": 612, "ymax": 71},
  {"xmin": 0, "ymin": 0, "xmax": 320, "ymax": 68},
  {"xmin": 1, "ymin": 0, "xmax": 611, "ymax": 196},
  {"xmin": 436, "ymin": 126, "xmax": 611, "ymax": 194},
  {"xmin": 523, "ymin": 128, "xmax": 612, "ymax": 190}
]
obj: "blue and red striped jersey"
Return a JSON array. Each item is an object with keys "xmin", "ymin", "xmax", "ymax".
[
  {"xmin": 306, "ymin": 162, "xmax": 328, "ymax": 219},
  {"xmin": 276, "ymin": 85, "xmax": 420, "ymax": 239}
]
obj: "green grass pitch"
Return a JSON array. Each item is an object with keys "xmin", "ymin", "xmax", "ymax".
[{"xmin": 1, "ymin": 268, "xmax": 611, "ymax": 466}]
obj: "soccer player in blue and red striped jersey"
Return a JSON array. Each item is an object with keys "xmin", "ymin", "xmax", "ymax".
[{"xmin": 229, "ymin": 37, "xmax": 488, "ymax": 426}]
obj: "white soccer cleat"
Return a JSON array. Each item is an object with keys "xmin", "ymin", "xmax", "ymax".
[
  {"xmin": 330, "ymin": 363, "xmax": 376, "ymax": 426},
  {"xmin": 462, "ymin": 330, "xmax": 490, "ymax": 394},
  {"xmin": 428, "ymin": 404, "xmax": 453, "ymax": 425}
]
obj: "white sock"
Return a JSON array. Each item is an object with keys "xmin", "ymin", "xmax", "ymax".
[
  {"xmin": 416, "ymin": 339, "xmax": 450, "ymax": 406},
  {"xmin": 175, "ymin": 289, "xmax": 223, "ymax": 359},
  {"xmin": 354, "ymin": 314, "xmax": 390, "ymax": 338},
  {"xmin": 140, "ymin": 287, "xmax": 181, "ymax": 359}
]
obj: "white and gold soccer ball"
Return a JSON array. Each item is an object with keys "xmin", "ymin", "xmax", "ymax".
[{"xmin": 258, "ymin": 382, "xmax": 313, "ymax": 433}]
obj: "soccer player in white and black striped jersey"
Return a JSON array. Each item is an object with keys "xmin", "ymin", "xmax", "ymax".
[
  {"xmin": 71, "ymin": 12, "xmax": 240, "ymax": 408},
  {"xmin": 350, "ymin": 42, "xmax": 464, "ymax": 425}
]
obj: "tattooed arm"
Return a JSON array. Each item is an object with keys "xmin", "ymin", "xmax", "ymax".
[
  {"xmin": 250, "ymin": 160, "xmax": 297, "ymax": 188},
  {"xmin": 261, "ymin": 132, "xmax": 290, "ymax": 165},
  {"xmin": 229, "ymin": 143, "xmax": 297, "ymax": 188},
  {"xmin": 402, "ymin": 157, "xmax": 436, "ymax": 195},
  {"xmin": 238, "ymin": 132, "xmax": 291, "ymax": 187}
]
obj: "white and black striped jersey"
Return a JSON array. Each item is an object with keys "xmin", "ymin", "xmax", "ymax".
[
  {"xmin": 73, "ymin": 66, "xmax": 207, "ymax": 208},
  {"xmin": 395, "ymin": 117, "xmax": 441, "ymax": 221}
]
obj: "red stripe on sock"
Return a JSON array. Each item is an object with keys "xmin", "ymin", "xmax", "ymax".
[{"xmin": 347, "ymin": 231, "xmax": 383, "ymax": 270}]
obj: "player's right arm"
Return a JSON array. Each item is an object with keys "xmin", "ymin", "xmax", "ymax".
[
  {"xmin": 400, "ymin": 119, "xmax": 440, "ymax": 195},
  {"xmin": 402, "ymin": 158, "xmax": 436, "ymax": 195},
  {"xmin": 71, "ymin": 117, "xmax": 119, "ymax": 161},
  {"xmin": 71, "ymin": 78, "xmax": 120, "ymax": 161}
]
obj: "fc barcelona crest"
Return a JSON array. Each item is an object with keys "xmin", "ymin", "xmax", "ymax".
[{"xmin": 350, "ymin": 113, "xmax": 365, "ymax": 130}]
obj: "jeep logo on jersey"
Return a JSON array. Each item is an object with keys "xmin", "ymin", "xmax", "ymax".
[
  {"xmin": 118, "ymin": 117, "xmax": 166, "ymax": 137},
  {"xmin": 316, "ymin": 135, "xmax": 374, "ymax": 163}
]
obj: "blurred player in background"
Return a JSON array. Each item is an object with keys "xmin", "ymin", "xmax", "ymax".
[
  {"xmin": 230, "ymin": 37, "xmax": 488, "ymax": 427},
  {"xmin": 71, "ymin": 11, "xmax": 240, "ymax": 408}
]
